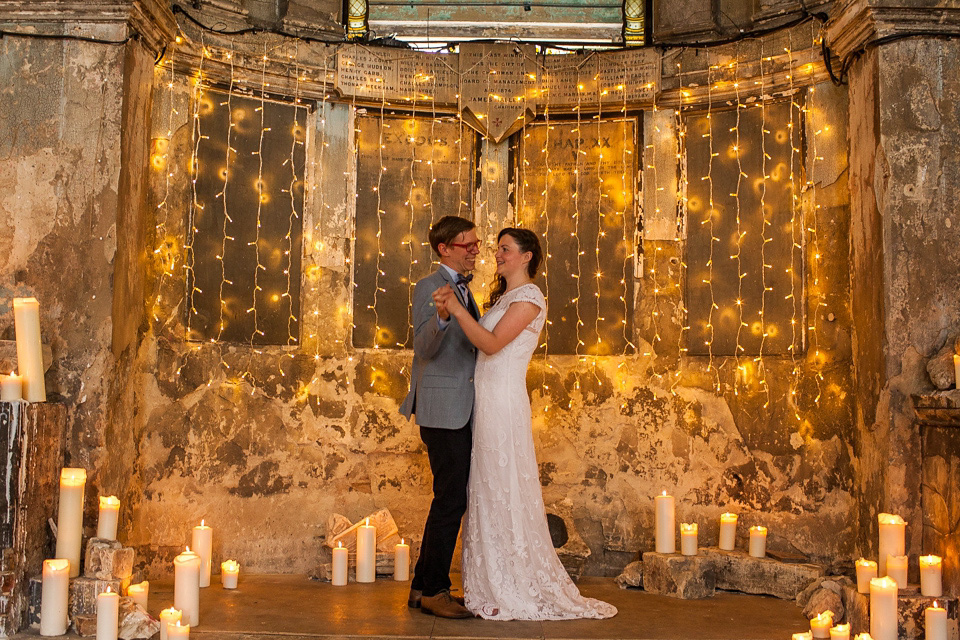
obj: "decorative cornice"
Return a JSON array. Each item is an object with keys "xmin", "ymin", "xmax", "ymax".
[{"xmin": 826, "ymin": 0, "xmax": 960, "ymax": 61}]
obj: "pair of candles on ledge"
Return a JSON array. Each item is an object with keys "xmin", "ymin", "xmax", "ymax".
[
  {"xmin": 1, "ymin": 297, "xmax": 47, "ymax": 403},
  {"xmin": 654, "ymin": 492, "xmax": 767, "ymax": 557},
  {"xmin": 330, "ymin": 518, "xmax": 410, "ymax": 586}
]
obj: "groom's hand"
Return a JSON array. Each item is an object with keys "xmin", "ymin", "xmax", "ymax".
[{"xmin": 433, "ymin": 285, "xmax": 453, "ymax": 320}]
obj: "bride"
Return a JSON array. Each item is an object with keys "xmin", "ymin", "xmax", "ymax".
[{"xmin": 433, "ymin": 227, "xmax": 617, "ymax": 621}]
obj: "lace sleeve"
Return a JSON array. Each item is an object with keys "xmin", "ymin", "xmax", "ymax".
[{"xmin": 507, "ymin": 284, "xmax": 546, "ymax": 333}]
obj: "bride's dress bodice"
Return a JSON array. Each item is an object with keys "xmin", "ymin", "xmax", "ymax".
[{"xmin": 475, "ymin": 284, "xmax": 545, "ymax": 398}]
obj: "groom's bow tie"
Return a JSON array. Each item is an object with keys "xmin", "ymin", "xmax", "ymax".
[{"xmin": 456, "ymin": 273, "xmax": 473, "ymax": 287}]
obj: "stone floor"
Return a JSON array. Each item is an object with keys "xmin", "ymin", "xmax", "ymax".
[{"xmin": 16, "ymin": 574, "xmax": 812, "ymax": 640}]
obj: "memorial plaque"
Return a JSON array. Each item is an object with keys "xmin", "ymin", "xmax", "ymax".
[
  {"xmin": 395, "ymin": 51, "xmax": 459, "ymax": 106},
  {"xmin": 459, "ymin": 43, "xmax": 538, "ymax": 142},
  {"xmin": 597, "ymin": 49, "xmax": 659, "ymax": 104},
  {"xmin": 336, "ymin": 46, "xmax": 398, "ymax": 100},
  {"xmin": 541, "ymin": 53, "xmax": 596, "ymax": 108}
]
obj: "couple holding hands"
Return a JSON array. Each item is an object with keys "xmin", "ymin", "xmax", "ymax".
[{"xmin": 400, "ymin": 216, "xmax": 617, "ymax": 621}]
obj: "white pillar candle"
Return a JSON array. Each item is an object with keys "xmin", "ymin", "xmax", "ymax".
[
  {"xmin": 680, "ymin": 523, "xmax": 698, "ymax": 556},
  {"xmin": 854, "ymin": 634, "xmax": 876, "ymax": 640},
  {"xmin": 718, "ymin": 512, "xmax": 738, "ymax": 551},
  {"xmin": 96, "ymin": 588, "xmax": 119, "ymax": 640},
  {"xmin": 394, "ymin": 539, "xmax": 410, "ymax": 581},
  {"xmin": 174, "ymin": 548, "xmax": 201, "ymax": 627},
  {"xmin": 39, "ymin": 558, "xmax": 70, "ymax": 636},
  {"xmin": 793, "ymin": 633, "xmax": 813, "ymax": 640},
  {"xmin": 127, "ymin": 580, "xmax": 148, "ymax": 609},
  {"xmin": 191, "ymin": 520, "xmax": 213, "ymax": 588},
  {"xmin": 869, "ymin": 576, "xmax": 898, "ymax": 640},
  {"xmin": 654, "ymin": 491, "xmax": 676, "ymax": 554},
  {"xmin": 13, "ymin": 297, "xmax": 45, "ymax": 402},
  {"xmin": 332, "ymin": 542, "xmax": 348, "ymax": 586},
  {"xmin": 856, "ymin": 558, "xmax": 878, "ymax": 594},
  {"xmin": 886, "ymin": 554, "xmax": 908, "ymax": 588},
  {"xmin": 919, "ymin": 555, "xmax": 943, "ymax": 597},
  {"xmin": 811, "ymin": 611, "xmax": 834, "ymax": 639},
  {"xmin": 925, "ymin": 601, "xmax": 947, "ymax": 640},
  {"xmin": 749, "ymin": 525, "xmax": 767, "ymax": 558},
  {"xmin": 167, "ymin": 621, "xmax": 190, "ymax": 640},
  {"xmin": 159, "ymin": 608, "xmax": 182, "ymax": 640},
  {"xmin": 877, "ymin": 513, "xmax": 906, "ymax": 577},
  {"xmin": 356, "ymin": 518, "xmax": 376, "ymax": 583},
  {"xmin": 221, "ymin": 560, "xmax": 239, "ymax": 589},
  {"xmin": 0, "ymin": 373, "xmax": 22, "ymax": 402},
  {"xmin": 97, "ymin": 496, "xmax": 120, "ymax": 540},
  {"xmin": 954, "ymin": 354, "xmax": 960, "ymax": 389},
  {"xmin": 56, "ymin": 468, "xmax": 86, "ymax": 578},
  {"xmin": 829, "ymin": 623, "xmax": 851, "ymax": 640}
]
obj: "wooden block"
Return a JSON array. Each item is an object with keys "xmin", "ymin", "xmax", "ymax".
[{"xmin": 641, "ymin": 551, "xmax": 716, "ymax": 599}]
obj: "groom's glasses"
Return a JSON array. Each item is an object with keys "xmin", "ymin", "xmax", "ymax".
[{"xmin": 449, "ymin": 241, "xmax": 481, "ymax": 252}]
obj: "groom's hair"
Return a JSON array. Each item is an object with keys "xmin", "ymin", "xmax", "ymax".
[{"xmin": 428, "ymin": 216, "xmax": 476, "ymax": 256}]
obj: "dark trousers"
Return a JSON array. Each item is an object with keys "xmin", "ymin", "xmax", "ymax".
[{"xmin": 411, "ymin": 423, "xmax": 472, "ymax": 597}]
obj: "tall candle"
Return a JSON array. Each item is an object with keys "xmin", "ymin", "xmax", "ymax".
[
  {"xmin": 191, "ymin": 520, "xmax": 213, "ymax": 588},
  {"xmin": 749, "ymin": 525, "xmax": 767, "ymax": 558},
  {"xmin": 13, "ymin": 297, "xmax": 45, "ymax": 402},
  {"xmin": 174, "ymin": 548, "xmax": 201, "ymax": 627},
  {"xmin": 877, "ymin": 513, "xmax": 906, "ymax": 577},
  {"xmin": 655, "ymin": 491, "xmax": 676, "ymax": 553},
  {"xmin": 394, "ymin": 539, "xmax": 410, "ymax": 581},
  {"xmin": 680, "ymin": 523, "xmax": 698, "ymax": 556},
  {"xmin": 886, "ymin": 554, "xmax": 908, "ymax": 588},
  {"xmin": 919, "ymin": 555, "xmax": 943, "ymax": 597},
  {"xmin": 332, "ymin": 541, "xmax": 348, "ymax": 586},
  {"xmin": 96, "ymin": 588, "xmax": 119, "ymax": 640},
  {"xmin": 718, "ymin": 512, "xmax": 738, "ymax": 551},
  {"xmin": 39, "ymin": 558, "xmax": 70, "ymax": 636},
  {"xmin": 856, "ymin": 558, "xmax": 878, "ymax": 594},
  {"xmin": 869, "ymin": 576, "xmax": 898, "ymax": 640},
  {"xmin": 221, "ymin": 560, "xmax": 239, "ymax": 589},
  {"xmin": 56, "ymin": 468, "xmax": 86, "ymax": 577},
  {"xmin": 829, "ymin": 623, "xmax": 851, "ymax": 640},
  {"xmin": 159, "ymin": 608, "xmax": 182, "ymax": 640},
  {"xmin": 0, "ymin": 373, "xmax": 22, "ymax": 402},
  {"xmin": 356, "ymin": 518, "xmax": 376, "ymax": 583},
  {"xmin": 97, "ymin": 496, "xmax": 120, "ymax": 540},
  {"xmin": 925, "ymin": 601, "xmax": 947, "ymax": 640},
  {"xmin": 811, "ymin": 610, "xmax": 834, "ymax": 639},
  {"xmin": 167, "ymin": 621, "xmax": 190, "ymax": 640},
  {"xmin": 127, "ymin": 580, "xmax": 148, "ymax": 609}
]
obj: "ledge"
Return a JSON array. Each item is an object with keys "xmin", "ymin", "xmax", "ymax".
[{"xmin": 912, "ymin": 390, "xmax": 960, "ymax": 428}]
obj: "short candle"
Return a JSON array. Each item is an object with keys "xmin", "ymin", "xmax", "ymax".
[
  {"xmin": 126, "ymin": 580, "xmax": 148, "ymax": 609},
  {"xmin": 877, "ymin": 513, "xmax": 906, "ymax": 577},
  {"xmin": 97, "ymin": 496, "xmax": 120, "ymax": 540},
  {"xmin": 810, "ymin": 610, "xmax": 833, "ymax": 639},
  {"xmin": 855, "ymin": 558, "xmax": 877, "ymax": 594},
  {"xmin": 925, "ymin": 601, "xmax": 947, "ymax": 640},
  {"xmin": 654, "ymin": 491, "xmax": 676, "ymax": 554},
  {"xmin": 869, "ymin": 576, "xmax": 898, "ymax": 640},
  {"xmin": 96, "ymin": 587, "xmax": 119, "ymax": 640},
  {"xmin": 221, "ymin": 560, "xmax": 239, "ymax": 589},
  {"xmin": 854, "ymin": 634, "xmax": 876, "ymax": 640},
  {"xmin": 680, "ymin": 523, "xmax": 698, "ymax": 556},
  {"xmin": 394, "ymin": 539, "xmax": 410, "ymax": 581},
  {"xmin": 792, "ymin": 633, "xmax": 813, "ymax": 640},
  {"xmin": 39, "ymin": 558, "xmax": 70, "ymax": 636},
  {"xmin": 748, "ymin": 525, "xmax": 767, "ymax": 558},
  {"xmin": 718, "ymin": 512, "xmax": 738, "ymax": 551},
  {"xmin": 829, "ymin": 623, "xmax": 850, "ymax": 640},
  {"xmin": 0, "ymin": 373, "xmax": 22, "ymax": 402},
  {"xmin": 159, "ymin": 608, "xmax": 182, "ymax": 640},
  {"xmin": 332, "ymin": 541, "xmax": 348, "ymax": 586},
  {"xmin": 885, "ymin": 554, "xmax": 907, "ymax": 588},
  {"xmin": 919, "ymin": 554, "xmax": 943, "ymax": 597},
  {"xmin": 167, "ymin": 621, "xmax": 190, "ymax": 640}
]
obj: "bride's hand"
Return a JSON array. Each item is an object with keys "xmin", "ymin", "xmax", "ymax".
[{"xmin": 433, "ymin": 285, "xmax": 464, "ymax": 318}]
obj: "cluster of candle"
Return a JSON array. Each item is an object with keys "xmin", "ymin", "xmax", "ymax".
[
  {"xmin": 331, "ymin": 518, "xmax": 410, "ymax": 586},
  {"xmin": 171, "ymin": 519, "xmax": 242, "ymax": 637},
  {"xmin": 654, "ymin": 493, "xmax": 767, "ymax": 558}
]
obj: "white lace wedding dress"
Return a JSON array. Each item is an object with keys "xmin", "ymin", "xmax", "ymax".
[{"xmin": 461, "ymin": 284, "xmax": 617, "ymax": 621}]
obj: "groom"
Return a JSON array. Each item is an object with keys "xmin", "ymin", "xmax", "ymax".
[{"xmin": 400, "ymin": 215, "xmax": 481, "ymax": 619}]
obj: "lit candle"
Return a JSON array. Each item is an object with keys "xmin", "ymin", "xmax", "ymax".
[
  {"xmin": 394, "ymin": 539, "xmax": 410, "ymax": 581},
  {"xmin": 854, "ymin": 634, "xmax": 875, "ymax": 640},
  {"xmin": 332, "ymin": 541, "xmax": 348, "ymax": 586},
  {"xmin": 127, "ymin": 580, "xmax": 148, "ymax": 609},
  {"xmin": 869, "ymin": 576, "xmax": 898, "ymax": 640},
  {"xmin": 39, "ymin": 558, "xmax": 70, "ymax": 636},
  {"xmin": 810, "ymin": 610, "xmax": 834, "ymax": 639},
  {"xmin": 191, "ymin": 520, "xmax": 213, "ymax": 588},
  {"xmin": 749, "ymin": 525, "xmax": 767, "ymax": 558},
  {"xmin": 954, "ymin": 354, "xmax": 960, "ymax": 389},
  {"xmin": 877, "ymin": 513, "xmax": 906, "ymax": 577},
  {"xmin": 13, "ymin": 297, "xmax": 45, "ymax": 402},
  {"xmin": 97, "ymin": 496, "xmax": 120, "ymax": 540},
  {"xmin": 792, "ymin": 633, "xmax": 813, "ymax": 640},
  {"xmin": 886, "ymin": 554, "xmax": 908, "ymax": 588},
  {"xmin": 680, "ymin": 523, "xmax": 698, "ymax": 556},
  {"xmin": 56, "ymin": 468, "xmax": 86, "ymax": 577},
  {"xmin": 167, "ymin": 621, "xmax": 190, "ymax": 640},
  {"xmin": 718, "ymin": 512, "xmax": 738, "ymax": 551},
  {"xmin": 919, "ymin": 555, "xmax": 942, "ymax": 597},
  {"xmin": 96, "ymin": 587, "xmax": 119, "ymax": 640},
  {"xmin": 221, "ymin": 560, "xmax": 239, "ymax": 589},
  {"xmin": 829, "ymin": 623, "xmax": 850, "ymax": 640},
  {"xmin": 356, "ymin": 518, "xmax": 376, "ymax": 583},
  {"xmin": 174, "ymin": 548, "xmax": 200, "ymax": 627},
  {"xmin": 655, "ymin": 491, "xmax": 676, "ymax": 553},
  {"xmin": 856, "ymin": 558, "xmax": 878, "ymax": 594},
  {"xmin": 925, "ymin": 601, "xmax": 947, "ymax": 640},
  {"xmin": 0, "ymin": 373, "xmax": 22, "ymax": 402},
  {"xmin": 159, "ymin": 608, "xmax": 182, "ymax": 640}
]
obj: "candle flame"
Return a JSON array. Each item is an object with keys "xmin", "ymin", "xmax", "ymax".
[
  {"xmin": 201, "ymin": 519, "xmax": 205, "ymax": 526},
  {"xmin": 366, "ymin": 517, "xmax": 370, "ymax": 526},
  {"xmin": 401, "ymin": 538, "xmax": 404, "ymax": 545},
  {"xmin": 814, "ymin": 610, "xmax": 833, "ymax": 622},
  {"xmin": 186, "ymin": 546, "xmax": 191, "ymax": 552},
  {"xmin": 337, "ymin": 541, "xmax": 343, "ymax": 548},
  {"xmin": 105, "ymin": 587, "xmax": 113, "ymax": 594},
  {"xmin": 661, "ymin": 490, "xmax": 667, "ymax": 496}
]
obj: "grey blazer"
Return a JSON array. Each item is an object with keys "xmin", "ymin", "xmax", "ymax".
[{"xmin": 399, "ymin": 268, "xmax": 479, "ymax": 429}]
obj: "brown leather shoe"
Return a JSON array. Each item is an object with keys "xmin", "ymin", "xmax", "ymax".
[
  {"xmin": 420, "ymin": 590, "xmax": 472, "ymax": 619},
  {"xmin": 408, "ymin": 589, "xmax": 465, "ymax": 609}
]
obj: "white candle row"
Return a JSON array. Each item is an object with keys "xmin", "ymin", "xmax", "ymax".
[
  {"xmin": 654, "ymin": 494, "xmax": 767, "ymax": 558},
  {"xmin": 331, "ymin": 522, "xmax": 410, "ymax": 586}
]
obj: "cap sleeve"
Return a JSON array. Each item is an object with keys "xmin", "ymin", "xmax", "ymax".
[{"xmin": 507, "ymin": 284, "xmax": 546, "ymax": 333}]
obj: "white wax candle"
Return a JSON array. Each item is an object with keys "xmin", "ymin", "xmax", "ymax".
[
  {"xmin": 167, "ymin": 621, "xmax": 190, "ymax": 640},
  {"xmin": 221, "ymin": 560, "xmax": 239, "ymax": 589},
  {"xmin": 56, "ymin": 468, "xmax": 86, "ymax": 578},
  {"xmin": 854, "ymin": 634, "xmax": 876, "ymax": 640},
  {"xmin": 356, "ymin": 518, "xmax": 376, "ymax": 583},
  {"xmin": 97, "ymin": 496, "xmax": 120, "ymax": 540},
  {"xmin": 954, "ymin": 354, "xmax": 960, "ymax": 389},
  {"xmin": 655, "ymin": 491, "xmax": 676, "ymax": 554},
  {"xmin": 191, "ymin": 520, "xmax": 213, "ymax": 588},
  {"xmin": 856, "ymin": 558, "xmax": 878, "ymax": 594},
  {"xmin": 332, "ymin": 542, "xmax": 348, "ymax": 586},
  {"xmin": 829, "ymin": 623, "xmax": 851, "ymax": 640},
  {"xmin": 127, "ymin": 580, "xmax": 148, "ymax": 609},
  {"xmin": 919, "ymin": 555, "xmax": 943, "ymax": 597},
  {"xmin": 174, "ymin": 548, "xmax": 201, "ymax": 627},
  {"xmin": 159, "ymin": 608, "xmax": 182, "ymax": 640},
  {"xmin": 394, "ymin": 539, "xmax": 410, "ymax": 581},
  {"xmin": 793, "ymin": 633, "xmax": 813, "ymax": 640},
  {"xmin": 718, "ymin": 512, "xmax": 738, "ymax": 551},
  {"xmin": 0, "ymin": 373, "xmax": 22, "ymax": 402},
  {"xmin": 877, "ymin": 513, "xmax": 906, "ymax": 577},
  {"xmin": 811, "ymin": 610, "xmax": 834, "ymax": 639},
  {"xmin": 925, "ymin": 602, "xmax": 947, "ymax": 640},
  {"xmin": 39, "ymin": 558, "xmax": 70, "ymax": 636},
  {"xmin": 96, "ymin": 588, "xmax": 119, "ymax": 640},
  {"xmin": 886, "ymin": 554, "xmax": 908, "ymax": 588},
  {"xmin": 13, "ymin": 297, "xmax": 45, "ymax": 402},
  {"xmin": 680, "ymin": 523, "xmax": 698, "ymax": 556},
  {"xmin": 869, "ymin": 576, "xmax": 898, "ymax": 640},
  {"xmin": 749, "ymin": 525, "xmax": 767, "ymax": 558}
]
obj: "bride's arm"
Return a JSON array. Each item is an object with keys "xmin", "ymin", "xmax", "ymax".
[{"xmin": 442, "ymin": 290, "xmax": 539, "ymax": 355}]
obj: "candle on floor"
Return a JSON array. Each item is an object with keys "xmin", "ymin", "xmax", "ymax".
[
  {"xmin": 96, "ymin": 587, "xmax": 119, "ymax": 640},
  {"xmin": 869, "ymin": 576, "xmax": 898, "ymax": 640},
  {"xmin": 221, "ymin": 560, "xmax": 239, "ymax": 589},
  {"xmin": 792, "ymin": 633, "xmax": 813, "ymax": 640},
  {"xmin": 886, "ymin": 554, "xmax": 908, "ymax": 588},
  {"xmin": 919, "ymin": 555, "xmax": 943, "ymax": 597},
  {"xmin": 159, "ymin": 608, "xmax": 182, "ymax": 640},
  {"xmin": 39, "ymin": 558, "xmax": 70, "ymax": 636},
  {"xmin": 56, "ymin": 468, "xmax": 86, "ymax": 578},
  {"xmin": 856, "ymin": 558, "xmax": 878, "ymax": 594},
  {"xmin": 97, "ymin": 495, "xmax": 120, "ymax": 540},
  {"xmin": 191, "ymin": 520, "xmax": 213, "ymax": 588},
  {"xmin": 0, "ymin": 373, "xmax": 22, "ymax": 402},
  {"xmin": 810, "ymin": 610, "xmax": 834, "ymax": 639},
  {"xmin": 749, "ymin": 525, "xmax": 767, "ymax": 558},
  {"xmin": 877, "ymin": 513, "xmax": 906, "ymax": 577},
  {"xmin": 394, "ymin": 539, "xmax": 410, "ymax": 581},
  {"xmin": 680, "ymin": 523, "xmax": 698, "ymax": 556},
  {"xmin": 925, "ymin": 601, "xmax": 947, "ymax": 640},
  {"xmin": 127, "ymin": 580, "xmax": 148, "ymax": 609},
  {"xmin": 718, "ymin": 512, "xmax": 738, "ymax": 551},
  {"xmin": 854, "ymin": 634, "xmax": 875, "ymax": 640},
  {"xmin": 167, "ymin": 621, "xmax": 190, "ymax": 640},
  {"xmin": 655, "ymin": 491, "xmax": 676, "ymax": 554},
  {"xmin": 356, "ymin": 518, "xmax": 376, "ymax": 583},
  {"xmin": 174, "ymin": 548, "xmax": 201, "ymax": 627},
  {"xmin": 829, "ymin": 623, "xmax": 850, "ymax": 640},
  {"xmin": 13, "ymin": 297, "xmax": 45, "ymax": 402},
  {"xmin": 332, "ymin": 541, "xmax": 348, "ymax": 586}
]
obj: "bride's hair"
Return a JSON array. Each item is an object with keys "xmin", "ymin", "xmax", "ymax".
[{"xmin": 485, "ymin": 227, "xmax": 543, "ymax": 311}]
